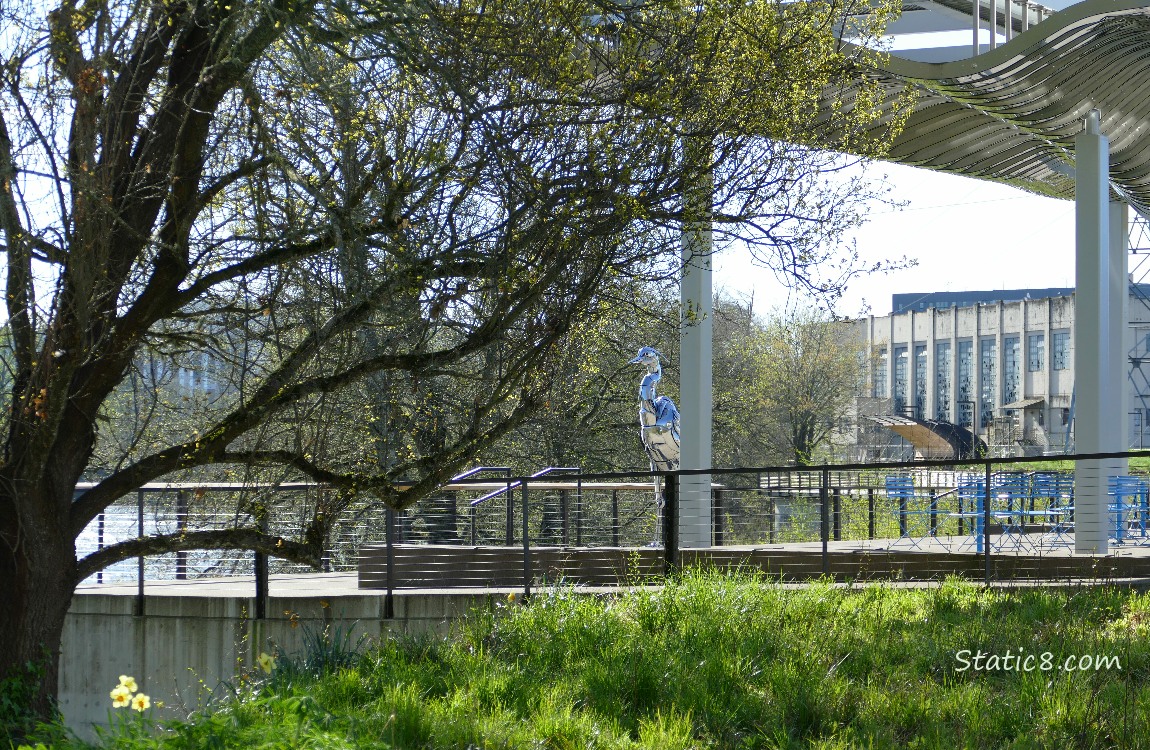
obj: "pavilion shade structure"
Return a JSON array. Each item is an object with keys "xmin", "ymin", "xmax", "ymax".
[{"xmin": 826, "ymin": 0, "xmax": 1150, "ymax": 214}]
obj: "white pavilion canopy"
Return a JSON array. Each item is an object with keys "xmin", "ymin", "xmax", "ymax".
[{"xmin": 840, "ymin": 0, "xmax": 1150, "ymax": 213}]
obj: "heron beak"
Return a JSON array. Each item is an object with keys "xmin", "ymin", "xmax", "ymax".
[{"xmin": 628, "ymin": 355, "xmax": 643, "ymax": 364}]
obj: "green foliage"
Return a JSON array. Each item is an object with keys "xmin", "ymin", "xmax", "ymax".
[
  {"xmin": 269, "ymin": 624, "xmax": 370, "ymax": 687},
  {"xmin": 31, "ymin": 573, "xmax": 1150, "ymax": 749},
  {"xmin": 712, "ymin": 301, "xmax": 865, "ymax": 468},
  {"xmin": 0, "ymin": 660, "xmax": 66, "ymax": 747}
]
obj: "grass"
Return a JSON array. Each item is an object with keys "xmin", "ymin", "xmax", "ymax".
[{"xmin": 30, "ymin": 572, "xmax": 1150, "ymax": 749}]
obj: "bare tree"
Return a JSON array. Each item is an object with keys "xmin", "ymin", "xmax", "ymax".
[{"xmin": 0, "ymin": 0, "xmax": 907, "ymax": 729}]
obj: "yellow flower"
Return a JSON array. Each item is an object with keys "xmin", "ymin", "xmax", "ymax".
[
  {"xmin": 257, "ymin": 652, "xmax": 277, "ymax": 674},
  {"xmin": 507, "ymin": 592, "xmax": 516, "ymax": 603},
  {"xmin": 118, "ymin": 675, "xmax": 138, "ymax": 693},
  {"xmin": 131, "ymin": 693, "xmax": 151, "ymax": 712},
  {"xmin": 110, "ymin": 685, "xmax": 131, "ymax": 708}
]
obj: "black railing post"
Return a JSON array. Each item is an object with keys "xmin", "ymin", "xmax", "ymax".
[
  {"xmin": 984, "ymin": 460, "xmax": 992, "ymax": 585},
  {"xmin": 319, "ymin": 488, "xmax": 332, "ymax": 573},
  {"xmin": 820, "ymin": 469, "xmax": 830, "ymax": 576},
  {"xmin": 522, "ymin": 480, "xmax": 532, "ymax": 598},
  {"xmin": 136, "ymin": 489, "xmax": 145, "ymax": 617},
  {"xmin": 768, "ymin": 491, "xmax": 776, "ymax": 544},
  {"xmin": 254, "ymin": 514, "xmax": 269, "ymax": 620},
  {"xmin": 832, "ymin": 486, "xmax": 842, "ymax": 542},
  {"xmin": 505, "ymin": 479, "xmax": 514, "ymax": 546},
  {"xmin": 899, "ymin": 491, "xmax": 908, "ymax": 539},
  {"xmin": 930, "ymin": 489, "xmax": 938, "ymax": 537},
  {"xmin": 560, "ymin": 489, "xmax": 569, "ymax": 547},
  {"xmin": 958, "ymin": 493, "xmax": 965, "ymax": 536},
  {"xmin": 713, "ymin": 489, "xmax": 724, "ymax": 546},
  {"xmin": 663, "ymin": 473, "xmax": 679, "ymax": 576},
  {"xmin": 767, "ymin": 473, "xmax": 776, "ymax": 544},
  {"xmin": 611, "ymin": 489, "xmax": 619, "ymax": 547},
  {"xmin": 575, "ymin": 479, "xmax": 583, "ymax": 546},
  {"xmin": 384, "ymin": 506, "xmax": 396, "ymax": 619},
  {"xmin": 867, "ymin": 488, "xmax": 876, "ymax": 540}
]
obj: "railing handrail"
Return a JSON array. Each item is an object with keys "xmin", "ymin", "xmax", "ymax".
[
  {"xmin": 470, "ymin": 466, "xmax": 581, "ymax": 507},
  {"xmin": 451, "ymin": 466, "xmax": 511, "ymax": 482}
]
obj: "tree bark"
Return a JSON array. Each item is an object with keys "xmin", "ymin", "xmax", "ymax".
[{"xmin": 0, "ymin": 488, "xmax": 78, "ymax": 736}]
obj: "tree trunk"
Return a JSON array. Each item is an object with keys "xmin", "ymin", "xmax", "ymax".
[{"xmin": 0, "ymin": 490, "xmax": 78, "ymax": 738}]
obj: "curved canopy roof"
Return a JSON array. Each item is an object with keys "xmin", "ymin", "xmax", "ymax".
[{"xmin": 843, "ymin": 0, "xmax": 1150, "ymax": 213}]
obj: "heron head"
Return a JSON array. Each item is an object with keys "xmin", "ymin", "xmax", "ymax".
[{"xmin": 628, "ymin": 346, "xmax": 663, "ymax": 368}]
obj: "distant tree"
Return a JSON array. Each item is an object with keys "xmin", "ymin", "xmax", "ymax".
[
  {"xmin": 0, "ymin": 0, "xmax": 908, "ymax": 730},
  {"xmin": 754, "ymin": 308, "xmax": 866, "ymax": 465},
  {"xmin": 711, "ymin": 293, "xmax": 779, "ymax": 471}
]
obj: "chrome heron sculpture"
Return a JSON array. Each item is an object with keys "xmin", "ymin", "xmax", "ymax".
[{"xmin": 629, "ymin": 346, "xmax": 680, "ymax": 544}]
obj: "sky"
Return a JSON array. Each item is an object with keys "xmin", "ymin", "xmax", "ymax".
[{"xmin": 712, "ymin": 162, "xmax": 1079, "ymax": 319}]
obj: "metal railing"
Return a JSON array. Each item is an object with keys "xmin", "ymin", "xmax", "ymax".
[
  {"xmin": 75, "ymin": 449, "xmax": 1150, "ymax": 619},
  {"xmin": 365, "ymin": 449, "xmax": 1150, "ymax": 600}
]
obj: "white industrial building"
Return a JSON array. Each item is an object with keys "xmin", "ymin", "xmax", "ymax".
[{"xmin": 856, "ymin": 285, "xmax": 1150, "ymax": 456}]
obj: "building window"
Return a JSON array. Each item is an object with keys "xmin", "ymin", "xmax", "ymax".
[
  {"xmin": 914, "ymin": 345, "xmax": 927, "ymax": 419},
  {"xmin": 873, "ymin": 347, "xmax": 887, "ymax": 398},
  {"xmin": 1003, "ymin": 336, "xmax": 1020, "ymax": 405},
  {"xmin": 980, "ymin": 338, "xmax": 996, "ymax": 428},
  {"xmin": 1027, "ymin": 333, "xmax": 1044, "ymax": 372},
  {"xmin": 893, "ymin": 346, "xmax": 909, "ymax": 415},
  {"xmin": 936, "ymin": 342, "xmax": 952, "ymax": 422},
  {"xmin": 957, "ymin": 340, "xmax": 974, "ymax": 428},
  {"xmin": 1053, "ymin": 331, "xmax": 1071, "ymax": 370}
]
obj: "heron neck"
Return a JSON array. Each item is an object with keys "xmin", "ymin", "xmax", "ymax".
[{"xmin": 639, "ymin": 366, "xmax": 661, "ymax": 401}]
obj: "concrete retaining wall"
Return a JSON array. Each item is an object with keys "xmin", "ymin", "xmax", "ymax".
[{"xmin": 60, "ymin": 587, "xmax": 499, "ymax": 738}]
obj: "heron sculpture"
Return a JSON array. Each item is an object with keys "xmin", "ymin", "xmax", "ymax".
[{"xmin": 629, "ymin": 346, "xmax": 680, "ymax": 545}]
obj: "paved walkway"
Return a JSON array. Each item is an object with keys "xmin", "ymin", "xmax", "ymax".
[{"xmin": 72, "ymin": 533, "xmax": 1150, "ymax": 599}]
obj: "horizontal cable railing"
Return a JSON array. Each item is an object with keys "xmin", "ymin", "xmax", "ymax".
[{"xmin": 74, "ymin": 449, "xmax": 1150, "ymax": 617}]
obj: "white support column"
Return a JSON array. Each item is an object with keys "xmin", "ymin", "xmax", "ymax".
[
  {"xmin": 679, "ymin": 140, "xmax": 713, "ymax": 548},
  {"xmin": 1111, "ymin": 201, "xmax": 1132, "ymax": 456},
  {"xmin": 1073, "ymin": 110, "xmax": 1122, "ymax": 555}
]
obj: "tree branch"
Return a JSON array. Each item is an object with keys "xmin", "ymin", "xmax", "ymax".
[
  {"xmin": 0, "ymin": 109, "xmax": 35, "ymax": 377},
  {"xmin": 75, "ymin": 526, "xmax": 324, "ymax": 583}
]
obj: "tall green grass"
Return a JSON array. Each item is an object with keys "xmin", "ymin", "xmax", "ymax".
[{"xmin": 42, "ymin": 573, "xmax": 1150, "ymax": 749}]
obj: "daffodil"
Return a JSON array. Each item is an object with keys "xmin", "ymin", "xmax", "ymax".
[
  {"xmin": 257, "ymin": 652, "xmax": 276, "ymax": 674},
  {"xmin": 131, "ymin": 693, "xmax": 151, "ymax": 712},
  {"xmin": 117, "ymin": 675, "xmax": 138, "ymax": 693},
  {"xmin": 110, "ymin": 685, "xmax": 131, "ymax": 708}
]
